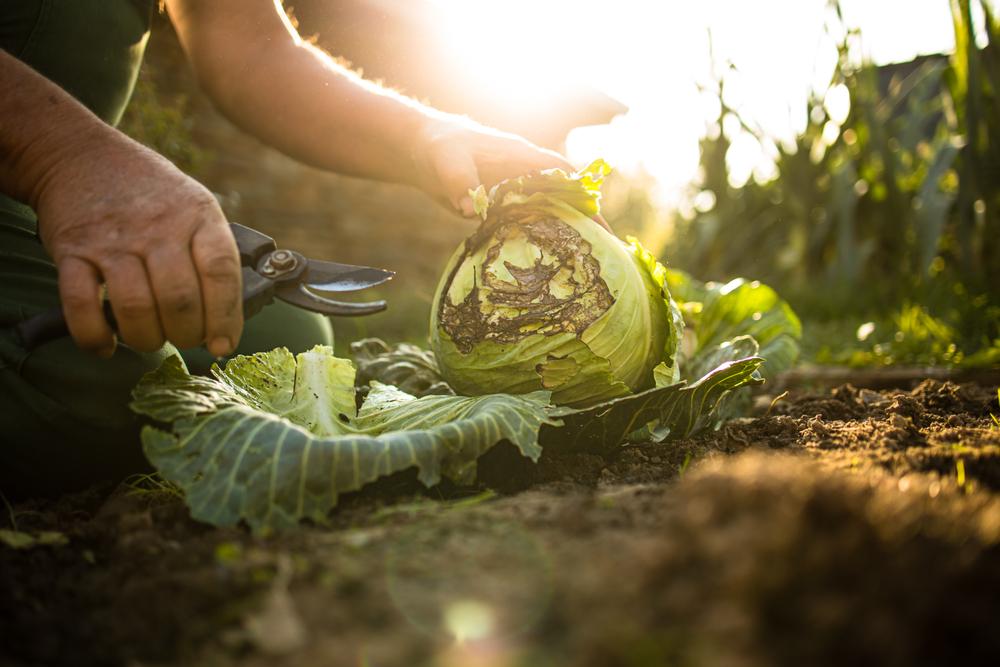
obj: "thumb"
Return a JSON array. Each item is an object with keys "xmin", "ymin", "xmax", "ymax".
[{"xmin": 428, "ymin": 142, "xmax": 481, "ymax": 217}]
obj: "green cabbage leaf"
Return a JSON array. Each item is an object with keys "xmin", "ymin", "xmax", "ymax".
[
  {"xmin": 131, "ymin": 347, "xmax": 555, "ymax": 535},
  {"xmin": 666, "ymin": 270, "xmax": 802, "ymax": 381}
]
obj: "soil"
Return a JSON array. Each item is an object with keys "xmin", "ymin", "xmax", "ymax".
[{"xmin": 1, "ymin": 379, "xmax": 999, "ymax": 667}]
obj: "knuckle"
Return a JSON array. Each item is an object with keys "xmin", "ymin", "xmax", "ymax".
[
  {"xmin": 199, "ymin": 251, "xmax": 240, "ymax": 282},
  {"xmin": 160, "ymin": 287, "xmax": 199, "ymax": 314},
  {"xmin": 194, "ymin": 190, "xmax": 221, "ymax": 213},
  {"xmin": 184, "ymin": 181, "xmax": 218, "ymax": 207}
]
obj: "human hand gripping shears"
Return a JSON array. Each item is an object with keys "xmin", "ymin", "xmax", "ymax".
[{"xmin": 15, "ymin": 222, "xmax": 394, "ymax": 351}]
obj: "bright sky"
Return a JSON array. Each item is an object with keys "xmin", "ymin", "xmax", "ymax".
[{"xmin": 430, "ymin": 0, "xmax": 959, "ymax": 205}]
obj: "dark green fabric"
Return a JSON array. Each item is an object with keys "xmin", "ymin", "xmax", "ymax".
[
  {"xmin": 0, "ymin": 0, "xmax": 153, "ymax": 125},
  {"xmin": 0, "ymin": 211, "xmax": 175, "ymax": 497},
  {"xmin": 0, "ymin": 0, "xmax": 334, "ymax": 496}
]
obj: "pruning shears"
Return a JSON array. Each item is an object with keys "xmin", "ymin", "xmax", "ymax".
[{"xmin": 15, "ymin": 222, "xmax": 394, "ymax": 351}]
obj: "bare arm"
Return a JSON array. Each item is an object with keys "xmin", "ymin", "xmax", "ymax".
[
  {"xmin": 164, "ymin": 0, "xmax": 572, "ymax": 215},
  {"xmin": 0, "ymin": 50, "xmax": 242, "ymax": 357},
  {"xmin": 0, "ymin": 51, "xmax": 104, "ymax": 209}
]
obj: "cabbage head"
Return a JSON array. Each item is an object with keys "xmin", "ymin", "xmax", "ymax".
[{"xmin": 430, "ymin": 160, "xmax": 683, "ymax": 407}]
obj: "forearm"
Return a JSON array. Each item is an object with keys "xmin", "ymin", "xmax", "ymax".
[
  {"xmin": 167, "ymin": 0, "xmax": 451, "ymax": 187},
  {"xmin": 212, "ymin": 41, "xmax": 445, "ymax": 185},
  {"xmin": 0, "ymin": 51, "xmax": 122, "ymax": 208}
]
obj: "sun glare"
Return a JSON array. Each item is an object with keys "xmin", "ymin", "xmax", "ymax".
[{"xmin": 431, "ymin": 0, "xmax": 957, "ymax": 205}]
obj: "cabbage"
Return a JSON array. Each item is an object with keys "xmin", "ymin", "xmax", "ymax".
[{"xmin": 430, "ymin": 160, "xmax": 683, "ymax": 407}]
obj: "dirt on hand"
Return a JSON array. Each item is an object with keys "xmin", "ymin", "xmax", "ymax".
[{"xmin": 1, "ymin": 380, "xmax": 998, "ymax": 667}]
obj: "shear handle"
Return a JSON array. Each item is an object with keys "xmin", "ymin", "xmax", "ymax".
[
  {"xmin": 230, "ymin": 222, "xmax": 276, "ymax": 266},
  {"xmin": 14, "ymin": 301, "xmax": 117, "ymax": 351}
]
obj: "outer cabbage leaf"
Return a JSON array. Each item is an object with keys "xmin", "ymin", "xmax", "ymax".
[
  {"xmin": 665, "ymin": 270, "xmax": 802, "ymax": 380},
  {"xmin": 132, "ymin": 347, "xmax": 358, "ymax": 437},
  {"xmin": 626, "ymin": 236, "xmax": 684, "ymax": 385},
  {"xmin": 347, "ymin": 339, "xmax": 766, "ymax": 453},
  {"xmin": 129, "ymin": 355, "xmax": 243, "ymax": 422},
  {"xmin": 653, "ymin": 271, "xmax": 800, "ymax": 427},
  {"xmin": 432, "ymin": 331, "xmax": 632, "ymax": 407},
  {"xmin": 350, "ymin": 338, "xmax": 452, "ymax": 398},
  {"xmin": 543, "ymin": 356, "xmax": 765, "ymax": 455},
  {"xmin": 470, "ymin": 158, "xmax": 611, "ymax": 221},
  {"xmin": 131, "ymin": 347, "xmax": 556, "ymax": 534}
]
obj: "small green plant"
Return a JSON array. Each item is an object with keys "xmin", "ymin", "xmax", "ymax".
[
  {"xmin": 677, "ymin": 451, "xmax": 693, "ymax": 478},
  {"xmin": 813, "ymin": 301, "xmax": 998, "ymax": 367},
  {"xmin": 122, "ymin": 473, "xmax": 183, "ymax": 499},
  {"xmin": 991, "ymin": 389, "xmax": 999, "ymax": 429}
]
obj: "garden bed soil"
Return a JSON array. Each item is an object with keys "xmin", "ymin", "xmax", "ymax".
[{"xmin": 1, "ymin": 379, "xmax": 998, "ymax": 666}]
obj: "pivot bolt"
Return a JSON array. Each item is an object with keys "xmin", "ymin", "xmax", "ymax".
[{"xmin": 270, "ymin": 249, "xmax": 296, "ymax": 271}]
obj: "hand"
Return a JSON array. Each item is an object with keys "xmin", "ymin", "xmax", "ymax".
[
  {"xmin": 34, "ymin": 132, "xmax": 243, "ymax": 358},
  {"xmin": 416, "ymin": 117, "xmax": 573, "ymax": 216},
  {"xmin": 414, "ymin": 117, "xmax": 612, "ymax": 230}
]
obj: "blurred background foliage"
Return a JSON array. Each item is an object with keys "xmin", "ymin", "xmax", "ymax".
[
  {"xmin": 118, "ymin": 62, "xmax": 207, "ymax": 177},
  {"xmin": 661, "ymin": 0, "xmax": 999, "ymax": 367},
  {"xmin": 119, "ymin": 0, "xmax": 998, "ymax": 368}
]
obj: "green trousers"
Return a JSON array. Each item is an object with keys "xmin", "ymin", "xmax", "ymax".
[{"xmin": 0, "ymin": 203, "xmax": 333, "ymax": 498}]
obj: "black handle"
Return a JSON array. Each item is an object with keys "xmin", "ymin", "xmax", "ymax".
[
  {"xmin": 15, "ymin": 301, "xmax": 117, "ymax": 351},
  {"xmin": 12, "ymin": 222, "xmax": 273, "ymax": 352},
  {"xmin": 230, "ymin": 222, "xmax": 275, "ymax": 266}
]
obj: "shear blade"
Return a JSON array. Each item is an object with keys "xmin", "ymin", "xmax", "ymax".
[
  {"xmin": 276, "ymin": 283, "xmax": 387, "ymax": 316},
  {"xmin": 303, "ymin": 259, "xmax": 394, "ymax": 292}
]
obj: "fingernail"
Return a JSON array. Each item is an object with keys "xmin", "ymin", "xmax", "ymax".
[
  {"xmin": 209, "ymin": 337, "xmax": 233, "ymax": 357},
  {"xmin": 459, "ymin": 196, "xmax": 475, "ymax": 217}
]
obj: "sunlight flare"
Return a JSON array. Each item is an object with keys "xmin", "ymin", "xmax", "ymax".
[{"xmin": 430, "ymin": 0, "xmax": 955, "ymax": 204}]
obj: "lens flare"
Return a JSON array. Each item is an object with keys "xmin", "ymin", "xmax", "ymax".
[{"xmin": 444, "ymin": 599, "xmax": 496, "ymax": 644}]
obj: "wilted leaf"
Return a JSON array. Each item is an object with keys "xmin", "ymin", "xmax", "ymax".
[{"xmin": 543, "ymin": 356, "xmax": 764, "ymax": 455}]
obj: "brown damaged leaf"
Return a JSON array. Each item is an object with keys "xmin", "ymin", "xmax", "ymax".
[{"xmin": 440, "ymin": 217, "xmax": 614, "ymax": 353}]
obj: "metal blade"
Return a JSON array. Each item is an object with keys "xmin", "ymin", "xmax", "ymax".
[
  {"xmin": 303, "ymin": 259, "xmax": 394, "ymax": 292},
  {"xmin": 276, "ymin": 283, "xmax": 387, "ymax": 316}
]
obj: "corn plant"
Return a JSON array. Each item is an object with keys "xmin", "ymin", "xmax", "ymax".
[{"xmin": 669, "ymin": 0, "xmax": 998, "ymax": 364}]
